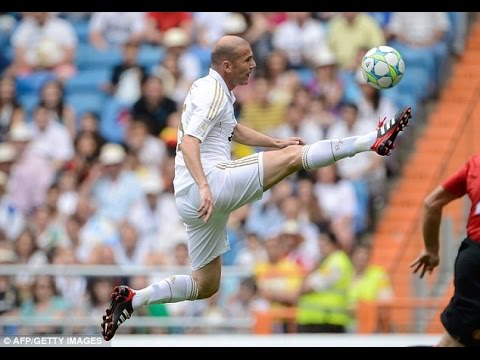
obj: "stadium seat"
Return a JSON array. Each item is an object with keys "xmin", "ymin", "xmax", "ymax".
[
  {"xmin": 15, "ymin": 71, "xmax": 56, "ymax": 96},
  {"xmin": 295, "ymin": 67, "xmax": 315, "ymax": 87},
  {"xmin": 99, "ymin": 98, "xmax": 132, "ymax": 143},
  {"xmin": 72, "ymin": 20, "xmax": 90, "ymax": 44},
  {"xmin": 66, "ymin": 92, "xmax": 106, "ymax": 118},
  {"xmin": 138, "ymin": 44, "xmax": 165, "ymax": 69},
  {"xmin": 75, "ymin": 43, "xmax": 122, "ymax": 71},
  {"xmin": 18, "ymin": 93, "xmax": 39, "ymax": 119},
  {"xmin": 65, "ymin": 68, "xmax": 111, "ymax": 95}
]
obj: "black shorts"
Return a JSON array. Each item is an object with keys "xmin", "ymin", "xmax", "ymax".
[{"xmin": 441, "ymin": 237, "xmax": 480, "ymax": 347}]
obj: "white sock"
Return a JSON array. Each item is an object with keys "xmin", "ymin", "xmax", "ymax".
[
  {"xmin": 301, "ymin": 131, "xmax": 377, "ymax": 170},
  {"xmin": 131, "ymin": 275, "xmax": 199, "ymax": 309}
]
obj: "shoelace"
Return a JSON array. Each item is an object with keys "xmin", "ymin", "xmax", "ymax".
[{"xmin": 377, "ymin": 116, "xmax": 387, "ymax": 129}]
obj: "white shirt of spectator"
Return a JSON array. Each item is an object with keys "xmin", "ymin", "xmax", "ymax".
[
  {"xmin": 89, "ymin": 12, "xmax": 146, "ymax": 48},
  {"xmin": 11, "ymin": 15, "xmax": 77, "ymax": 67},
  {"xmin": 174, "ymin": 68, "xmax": 237, "ymax": 195},
  {"xmin": 388, "ymin": 12, "xmax": 450, "ymax": 44},
  {"xmin": 29, "ymin": 121, "xmax": 74, "ymax": 162},
  {"xmin": 272, "ymin": 17, "xmax": 327, "ymax": 66}
]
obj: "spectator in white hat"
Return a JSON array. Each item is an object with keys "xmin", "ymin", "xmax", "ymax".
[{"xmin": 80, "ymin": 143, "xmax": 143, "ymax": 224}]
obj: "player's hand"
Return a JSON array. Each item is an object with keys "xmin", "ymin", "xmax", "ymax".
[
  {"xmin": 410, "ymin": 250, "xmax": 440, "ymax": 278},
  {"xmin": 275, "ymin": 137, "xmax": 305, "ymax": 149},
  {"xmin": 198, "ymin": 184, "xmax": 215, "ymax": 223}
]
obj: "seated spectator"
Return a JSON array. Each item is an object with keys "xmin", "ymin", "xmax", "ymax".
[
  {"xmin": 38, "ymin": 80, "xmax": 76, "ymax": 138},
  {"xmin": 348, "ymin": 242, "xmax": 394, "ymax": 332},
  {"xmin": 254, "ymin": 235, "xmax": 304, "ymax": 333},
  {"xmin": 239, "ymin": 76, "xmax": 287, "ymax": 134},
  {"xmin": 10, "ymin": 12, "xmax": 78, "ymax": 80},
  {"xmin": 13, "ymin": 230, "xmax": 48, "ymax": 294},
  {"xmin": 29, "ymin": 104, "xmax": 75, "ymax": 172},
  {"xmin": 314, "ymin": 164, "xmax": 358, "ymax": 253},
  {"xmin": 0, "ymin": 76, "xmax": 25, "ymax": 142},
  {"xmin": 104, "ymin": 40, "xmax": 146, "ymax": 105},
  {"xmin": 131, "ymin": 75, "xmax": 177, "ymax": 137},
  {"xmin": 328, "ymin": 12, "xmax": 384, "ymax": 71},
  {"xmin": 8, "ymin": 124, "xmax": 56, "ymax": 215},
  {"xmin": 126, "ymin": 117, "xmax": 167, "ymax": 170},
  {"xmin": 272, "ymin": 12, "xmax": 327, "ymax": 69},
  {"xmin": 0, "ymin": 165, "xmax": 25, "ymax": 241},
  {"xmin": 19, "ymin": 275, "xmax": 69, "ymax": 335},
  {"xmin": 386, "ymin": 12, "xmax": 450, "ymax": 96},
  {"xmin": 79, "ymin": 143, "xmax": 143, "ymax": 224},
  {"xmin": 89, "ymin": 12, "xmax": 146, "ymax": 50},
  {"xmin": 64, "ymin": 130, "xmax": 102, "ymax": 184},
  {"xmin": 270, "ymin": 102, "xmax": 323, "ymax": 146},
  {"xmin": 306, "ymin": 49, "xmax": 344, "ymax": 114},
  {"xmin": 144, "ymin": 12, "xmax": 192, "ymax": 45}
]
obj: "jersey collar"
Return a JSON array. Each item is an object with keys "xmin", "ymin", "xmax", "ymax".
[{"xmin": 208, "ymin": 68, "xmax": 236, "ymax": 104}]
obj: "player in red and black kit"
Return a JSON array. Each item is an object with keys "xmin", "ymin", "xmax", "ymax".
[{"xmin": 411, "ymin": 154, "xmax": 480, "ymax": 347}]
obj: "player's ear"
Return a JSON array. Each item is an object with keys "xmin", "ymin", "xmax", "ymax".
[{"xmin": 223, "ymin": 60, "xmax": 232, "ymax": 72}]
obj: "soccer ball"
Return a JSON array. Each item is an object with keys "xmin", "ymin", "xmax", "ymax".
[{"xmin": 361, "ymin": 46, "xmax": 405, "ymax": 90}]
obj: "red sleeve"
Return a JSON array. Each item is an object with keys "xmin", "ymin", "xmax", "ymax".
[{"xmin": 442, "ymin": 161, "xmax": 469, "ymax": 198}]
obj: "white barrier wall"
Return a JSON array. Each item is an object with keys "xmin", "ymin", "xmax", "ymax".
[{"xmin": 112, "ymin": 334, "xmax": 441, "ymax": 347}]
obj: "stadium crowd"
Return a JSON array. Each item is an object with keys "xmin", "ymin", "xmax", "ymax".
[{"xmin": 0, "ymin": 12, "xmax": 470, "ymax": 335}]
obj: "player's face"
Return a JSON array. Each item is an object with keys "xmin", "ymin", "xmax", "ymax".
[{"xmin": 231, "ymin": 44, "xmax": 256, "ymax": 86}]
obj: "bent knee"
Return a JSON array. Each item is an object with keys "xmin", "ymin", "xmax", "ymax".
[{"xmin": 197, "ymin": 282, "xmax": 220, "ymax": 299}]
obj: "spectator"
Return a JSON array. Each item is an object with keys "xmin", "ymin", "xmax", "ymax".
[
  {"xmin": 38, "ymin": 80, "xmax": 76, "ymax": 139},
  {"xmin": 239, "ymin": 76, "xmax": 287, "ymax": 134},
  {"xmin": 89, "ymin": 12, "xmax": 146, "ymax": 50},
  {"xmin": 7, "ymin": 124, "xmax": 56, "ymax": 215},
  {"xmin": 328, "ymin": 12, "xmax": 385, "ymax": 71},
  {"xmin": 10, "ymin": 12, "xmax": 77, "ymax": 80},
  {"xmin": 306, "ymin": 49, "xmax": 344, "ymax": 114},
  {"xmin": 144, "ymin": 12, "xmax": 192, "ymax": 45},
  {"xmin": 125, "ymin": 117, "xmax": 167, "ymax": 170},
  {"xmin": 328, "ymin": 103, "xmax": 387, "ymax": 234},
  {"xmin": 296, "ymin": 230, "xmax": 354, "ymax": 333},
  {"xmin": 19, "ymin": 275, "xmax": 69, "ymax": 335},
  {"xmin": 0, "ymin": 165, "xmax": 25, "ymax": 241},
  {"xmin": 271, "ymin": 102, "xmax": 323, "ymax": 146},
  {"xmin": 272, "ymin": 12, "xmax": 327, "ymax": 68},
  {"xmin": 254, "ymin": 235, "xmax": 304, "ymax": 333},
  {"xmin": 105, "ymin": 40, "xmax": 146, "ymax": 105},
  {"xmin": 0, "ymin": 76, "xmax": 25, "ymax": 142},
  {"xmin": 314, "ymin": 164, "xmax": 358, "ymax": 253},
  {"xmin": 29, "ymin": 104, "xmax": 75, "ymax": 172},
  {"xmin": 80, "ymin": 143, "xmax": 143, "ymax": 224},
  {"xmin": 348, "ymin": 242, "xmax": 393, "ymax": 332},
  {"xmin": 12, "ymin": 230, "xmax": 48, "ymax": 294},
  {"xmin": 64, "ymin": 130, "xmax": 102, "ymax": 184},
  {"xmin": 131, "ymin": 75, "xmax": 177, "ymax": 137}
]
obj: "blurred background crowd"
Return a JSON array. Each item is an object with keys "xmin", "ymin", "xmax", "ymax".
[{"xmin": 0, "ymin": 11, "xmax": 473, "ymax": 335}]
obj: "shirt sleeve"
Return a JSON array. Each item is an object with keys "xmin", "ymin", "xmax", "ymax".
[
  {"xmin": 442, "ymin": 160, "xmax": 469, "ymax": 198},
  {"xmin": 183, "ymin": 83, "xmax": 225, "ymax": 142}
]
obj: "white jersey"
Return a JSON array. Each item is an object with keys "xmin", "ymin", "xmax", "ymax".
[{"xmin": 174, "ymin": 69, "xmax": 237, "ymax": 195}]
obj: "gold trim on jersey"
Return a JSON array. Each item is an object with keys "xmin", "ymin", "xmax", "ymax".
[
  {"xmin": 216, "ymin": 154, "xmax": 259, "ymax": 170},
  {"xmin": 207, "ymin": 81, "xmax": 223, "ymax": 120}
]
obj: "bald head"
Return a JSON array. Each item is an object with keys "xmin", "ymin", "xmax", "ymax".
[{"xmin": 211, "ymin": 36, "xmax": 250, "ymax": 69}]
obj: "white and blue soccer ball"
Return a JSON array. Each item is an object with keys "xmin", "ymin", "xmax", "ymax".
[{"xmin": 361, "ymin": 45, "xmax": 405, "ymax": 90}]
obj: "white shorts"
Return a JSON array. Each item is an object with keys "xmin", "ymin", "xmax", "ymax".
[{"xmin": 175, "ymin": 152, "xmax": 264, "ymax": 270}]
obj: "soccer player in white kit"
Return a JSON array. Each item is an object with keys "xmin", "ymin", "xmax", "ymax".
[{"xmin": 101, "ymin": 35, "xmax": 412, "ymax": 340}]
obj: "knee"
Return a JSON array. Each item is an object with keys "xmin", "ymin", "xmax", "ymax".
[
  {"xmin": 281, "ymin": 145, "xmax": 304, "ymax": 168},
  {"xmin": 196, "ymin": 281, "xmax": 220, "ymax": 299}
]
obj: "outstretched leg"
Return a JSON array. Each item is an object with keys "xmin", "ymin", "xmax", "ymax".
[
  {"xmin": 262, "ymin": 106, "xmax": 412, "ymax": 190},
  {"xmin": 101, "ymin": 256, "xmax": 222, "ymax": 341}
]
